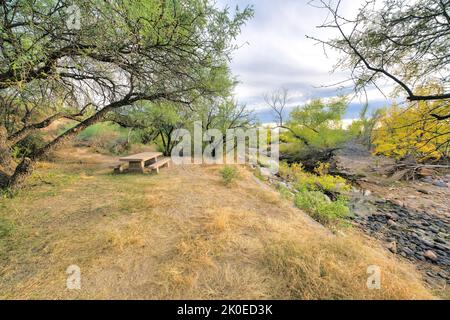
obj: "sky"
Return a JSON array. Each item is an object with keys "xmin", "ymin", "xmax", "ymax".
[{"xmin": 217, "ymin": 0, "xmax": 392, "ymax": 122}]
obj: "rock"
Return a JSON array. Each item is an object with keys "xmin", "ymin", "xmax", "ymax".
[
  {"xmin": 434, "ymin": 243, "xmax": 449, "ymax": 251},
  {"xmin": 433, "ymin": 180, "xmax": 447, "ymax": 188},
  {"xmin": 402, "ymin": 247, "xmax": 414, "ymax": 256},
  {"xmin": 428, "ymin": 225, "xmax": 440, "ymax": 234},
  {"xmin": 387, "ymin": 241, "xmax": 397, "ymax": 254},
  {"xmin": 278, "ymin": 181, "xmax": 288, "ymax": 188},
  {"xmin": 392, "ymin": 200, "xmax": 404, "ymax": 207},
  {"xmin": 384, "ymin": 212, "xmax": 397, "ymax": 220},
  {"xmin": 420, "ymin": 238, "xmax": 434, "ymax": 248},
  {"xmin": 435, "ymin": 238, "xmax": 447, "ymax": 245},
  {"xmin": 351, "ymin": 187, "xmax": 360, "ymax": 193},
  {"xmin": 417, "ymin": 167, "xmax": 436, "ymax": 177},
  {"xmin": 363, "ymin": 190, "xmax": 372, "ymax": 197},
  {"xmin": 259, "ymin": 167, "xmax": 272, "ymax": 177},
  {"xmin": 423, "ymin": 250, "xmax": 438, "ymax": 261},
  {"xmin": 387, "ymin": 219, "xmax": 398, "ymax": 229},
  {"xmin": 417, "ymin": 188, "xmax": 430, "ymax": 195}
]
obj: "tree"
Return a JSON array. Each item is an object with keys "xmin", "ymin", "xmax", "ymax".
[
  {"xmin": 372, "ymin": 85, "xmax": 450, "ymax": 162},
  {"xmin": 265, "ymin": 88, "xmax": 312, "ymax": 146},
  {"xmin": 285, "ymin": 96, "xmax": 348, "ymax": 148},
  {"xmin": 0, "ymin": 0, "xmax": 253, "ymax": 190},
  {"xmin": 108, "ymin": 63, "xmax": 253, "ymax": 156},
  {"xmin": 265, "ymin": 88, "xmax": 348, "ymax": 148},
  {"xmin": 308, "ymin": 0, "xmax": 450, "ymax": 110}
]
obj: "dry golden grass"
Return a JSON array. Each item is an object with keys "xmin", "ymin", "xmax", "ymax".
[{"xmin": 0, "ymin": 148, "xmax": 439, "ymax": 299}]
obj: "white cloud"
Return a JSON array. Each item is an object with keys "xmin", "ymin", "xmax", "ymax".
[{"xmin": 218, "ymin": 0, "xmax": 392, "ymax": 117}]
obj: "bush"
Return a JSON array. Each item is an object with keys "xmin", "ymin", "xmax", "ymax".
[
  {"xmin": 294, "ymin": 190, "xmax": 351, "ymax": 226},
  {"xmin": 279, "ymin": 161, "xmax": 350, "ymax": 194},
  {"xmin": 12, "ymin": 133, "xmax": 46, "ymax": 159},
  {"xmin": 70, "ymin": 122, "xmax": 141, "ymax": 155},
  {"xmin": 220, "ymin": 166, "xmax": 238, "ymax": 185}
]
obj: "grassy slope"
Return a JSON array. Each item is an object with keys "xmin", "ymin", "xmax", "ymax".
[{"xmin": 0, "ymin": 147, "xmax": 435, "ymax": 299}]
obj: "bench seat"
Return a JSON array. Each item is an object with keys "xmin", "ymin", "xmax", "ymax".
[
  {"xmin": 111, "ymin": 162, "xmax": 128, "ymax": 174},
  {"xmin": 147, "ymin": 158, "xmax": 171, "ymax": 173}
]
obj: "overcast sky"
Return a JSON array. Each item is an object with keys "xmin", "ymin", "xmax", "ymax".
[{"xmin": 218, "ymin": 0, "xmax": 392, "ymax": 122}]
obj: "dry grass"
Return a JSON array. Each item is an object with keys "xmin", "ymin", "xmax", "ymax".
[{"xmin": 0, "ymin": 147, "xmax": 439, "ymax": 299}]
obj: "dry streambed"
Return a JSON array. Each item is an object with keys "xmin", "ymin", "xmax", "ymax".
[{"xmin": 349, "ymin": 190, "xmax": 449, "ymax": 287}]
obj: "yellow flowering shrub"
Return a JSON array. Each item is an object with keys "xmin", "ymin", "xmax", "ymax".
[{"xmin": 372, "ymin": 85, "xmax": 450, "ymax": 162}]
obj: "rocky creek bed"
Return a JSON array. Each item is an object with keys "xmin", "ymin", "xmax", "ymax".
[
  {"xmin": 259, "ymin": 165, "xmax": 449, "ymax": 288},
  {"xmin": 349, "ymin": 191, "xmax": 449, "ymax": 287}
]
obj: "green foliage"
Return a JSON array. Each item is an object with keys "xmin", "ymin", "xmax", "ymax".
[
  {"xmin": 278, "ymin": 161, "xmax": 351, "ymax": 226},
  {"xmin": 372, "ymin": 84, "xmax": 450, "ymax": 162},
  {"xmin": 283, "ymin": 97, "xmax": 350, "ymax": 148},
  {"xmin": 73, "ymin": 122, "xmax": 140, "ymax": 155},
  {"xmin": 220, "ymin": 166, "xmax": 238, "ymax": 185},
  {"xmin": 278, "ymin": 162, "xmax": 351, "ymax": 194},
  {"xmin": 276, "ymin": 183, "xmax": 294, "ymax": 200},
  {"xmin": 294, "ymin": 190, "xmax": 351, "ymax": 226},
  {"xmin": 12, "ymin": 133, "xmax": 46, "ymax": 159}
]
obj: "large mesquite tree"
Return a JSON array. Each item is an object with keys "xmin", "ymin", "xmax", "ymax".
[
  {"xmin": 0, "ymin": 0, "xmax": 252, "ymax": 190},
  {"xmin": 309, "ymin": 0, "xmax": 450, "ymax": 108}
]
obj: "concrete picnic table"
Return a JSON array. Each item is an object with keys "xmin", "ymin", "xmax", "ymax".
[{"xmin": 119, "ymin": 152, "xmax": 163, "ymax": 173}]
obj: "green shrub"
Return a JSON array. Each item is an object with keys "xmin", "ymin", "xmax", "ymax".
[
  {"xmin": 276, "ymin": 183, "xmax": 294, "ymax": 200},
  {"xmin": 294, "ymin": 190, "xmax": 351, "ymax": 226},
  {"xmin": 279, "ymin": 161, "xmax": 350, "ymax": 194},
  {"xmin": 220, "ymin": 166, "xmax": 238, "ymax": 185},
  {"xmin": 12, "ymin": 133, "xmax": 46, "ymax": 159},
  {"xmin": 69, "ymin": 122, "xmax": 141, "ymax": 155}
]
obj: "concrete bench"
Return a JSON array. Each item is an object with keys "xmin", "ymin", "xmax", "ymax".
[
  {"xmin": 118, "ymin": 152, "xmax": 163, "ymax": 173},
  {"xmin": 111, "ymin": 162, "xmax": 128, "ymax": 174},
  {"xmin": 147, "ymin": 158, "xmax": 171, "ymax": 173}
]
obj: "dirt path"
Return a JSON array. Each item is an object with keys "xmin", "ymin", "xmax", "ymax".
[{"xmin": 0, "ymin": 147, "xmax": 437, "ymax": 299}]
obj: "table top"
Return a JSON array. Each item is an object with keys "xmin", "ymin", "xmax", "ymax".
[{"xmin": 119, "ymin": 152, "xmax": 163, "ymax": 162}]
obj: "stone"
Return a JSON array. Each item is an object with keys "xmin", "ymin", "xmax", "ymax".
[
  {"xmin": 434, "ymin": 243, "xmax": 449, "ymax": 251},
  {"xmin": 392, "ymin": 200, "xmax": 404, "ymax": 207},
  {"xmin": 423, "ymin": 250, "xmax": 438, "ymax": 261},
  {"xmin": 417, "ymin": 167, "xmax": 435, "ymax": 177},
  {"xmin": 387, "ymin": 219, "xmax": 398, "ymax": 228},
  {"xmin": 417, "ymin": 188, "xmax": 430, "ymax": 195},
  {"xmin": 351, "ymin": 187, "xmax": 360, "ymax": 193},
  {"xmin": 387, "ymin": 241, "xmax": 397, "ymax": 254},
  {"xmin": 363, "ymin": 190, "xmax": 372, "ymax": 197},
  {"xmin": 259, "ymin": 167, "xmax": 272, "ymax": 177},
  {"xmin": 433, "ymin": 180, "xmax": 447, "ymax": 188},
  {"xmin": 402, "ymin": 247, "xmax": 414, "ymax": 256},
  {"xmin": 420, "ymin": 238, "xmax": 434, "ymax": 248},
  {"xmin": 435, "ymin": 238, "xmax": 447, "ymax": 245}
]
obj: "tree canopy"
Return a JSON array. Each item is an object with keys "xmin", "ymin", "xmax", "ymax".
[
  {"xmin": 309, "ymin": 0, "xmax": 450, "ymax": 108},
  {"xmin": 0, "ymin": 0, "xmax": 253, "ymax": 189}
]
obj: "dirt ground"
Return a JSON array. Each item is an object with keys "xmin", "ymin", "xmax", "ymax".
[{"xmin": 0, "ymin": 147, "xmax": 439, "ymax": 299}]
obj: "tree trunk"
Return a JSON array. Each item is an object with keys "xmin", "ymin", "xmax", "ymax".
[
  {"xmin": 2, "ymin": 91, "xmax": 167, "ymax": 191},
  {"xmin": 0, "ymin": 126, "xmax": 15, "ymax": 175},
  {"xmin": 4, "ymin": 100, "xmax": 125, "ymax": 191}
]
